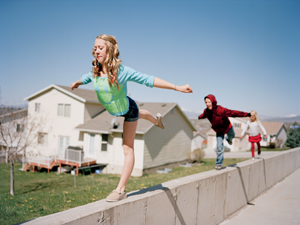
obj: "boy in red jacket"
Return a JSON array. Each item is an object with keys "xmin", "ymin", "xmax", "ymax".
[{"xmin": 198, "ymin": 94, "xmax": 251, "ymax": 170}]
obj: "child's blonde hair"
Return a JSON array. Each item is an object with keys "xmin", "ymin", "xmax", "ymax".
[
  {"xmin": 92, "ymin": 34, "xmax": 122, "ymax": 89},
  {"xmin": 250, "ymin": 110, "xmax": 260, "ymax": 122}
]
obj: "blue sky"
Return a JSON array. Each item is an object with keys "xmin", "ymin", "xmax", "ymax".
[{"xmin": 0, "ymin": 0, "xmax": 299, "ymax": 118}]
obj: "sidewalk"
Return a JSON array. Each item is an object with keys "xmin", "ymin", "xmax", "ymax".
[{"xmin": 220, "ymin": 168, "xmax": 300, "ymax": 225}]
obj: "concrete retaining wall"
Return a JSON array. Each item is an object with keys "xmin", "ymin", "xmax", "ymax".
[{"xmin": 24, "ymin": 148, "xmax": 300, "ymax": 225}]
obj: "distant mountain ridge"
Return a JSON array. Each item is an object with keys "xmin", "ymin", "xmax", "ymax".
[{"xmin": 261, "ymin": 115, "xmax": 300, "ymax": 123}]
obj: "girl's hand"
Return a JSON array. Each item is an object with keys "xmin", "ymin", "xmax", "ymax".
[
  {"xmin": 70, "ymin": 80, "xmax": 82, "ymax": 90},
  {"xmin": 176, "ymin": 84, "xmax": 193, "ymax": 93},
  {"xmin": 264, "ymin": 134, "xmax": 267, "ymax": 138},
  {"xmin": 240, "ymin": 135, "xmax": 243, "ymax": 139}
]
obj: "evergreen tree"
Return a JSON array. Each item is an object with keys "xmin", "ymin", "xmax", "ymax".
[{"xmin": 285, "ymin": 122, "xmax": 300, "ymax": 148}]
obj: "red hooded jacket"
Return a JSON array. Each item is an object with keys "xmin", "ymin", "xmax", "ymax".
[{"xmin": 198, "ymin": 94, "xmax": 250, "ymax": 134}]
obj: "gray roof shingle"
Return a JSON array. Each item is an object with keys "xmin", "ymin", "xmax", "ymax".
[
  {"xmin": 56, "ymin": 85, "xmax": 99, "ymax": 103},
  {"xmin": 75, "ymin": 101, "xmax": 192, "ymax": 134},
  {"xmin": 24, "ymin": 84, "xmax": 100, "ymax": 104}
]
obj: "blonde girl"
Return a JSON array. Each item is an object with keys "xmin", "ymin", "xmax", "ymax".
[
  {"xmin": 71, "ymin": 34, "xmax": 193, "ymax": 202},
  {"xmin": 240, "ymin": 110, "xmax": 267, "ymax": 159}
]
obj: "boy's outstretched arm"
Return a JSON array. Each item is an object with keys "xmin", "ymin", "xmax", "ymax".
[
  {"xmin": 223, "ymin": 107, "xmax": 250, "ymax": 118},
  {"xmin": 198, "ymin": 110, "xmax": 207, "ymax": 120},
  {"xmin": 153, "ymin": 77, "xmax": 193, "ymax": 93}
]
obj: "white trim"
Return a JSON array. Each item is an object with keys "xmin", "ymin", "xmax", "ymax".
[
  {"xmin": 82, "ymin": 104, "xmax": 85, "ymax": 124},
  {"xmin": 75, "ymin": 128, "xmax": 109, "ymax": 134},
  {"xmin": 276, "ymin": 125, "xmax": 285, "ymax": 137},
  {"xmin": 76, "ymin": 127, "xmax": 144, "ymax": 135},
  {"xmin": 141, "ymin": 135, "xmax": 145, "ymax": 169},
  {"xmin": 23, "ymin": 84, "xmax": 86, "ymax": 103}
]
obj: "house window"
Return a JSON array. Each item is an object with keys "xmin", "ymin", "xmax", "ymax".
[
  {"xmin": 234, "ymin": 123, "xmax": 241, "ymax": 128},
  {"xmin": 101, "ymin": 134, "xmax": 108, "ymax": 151},
  {"xmin": 38, "ymin": 133, "xmax": 48, "ymax": 146},
  {"xmin": 16, "ymin": 124, "xmax": 24, "ymax": 132},
  {"xmin": 35, "ymin": 103, "xmax": 40, "ymax": 112},
  {"xmin": 58, "ymin": 136, "xmax": 69, "ymax": 156},
  {"xmin": 89, "ymin": 134, "xmax": 95, "ymax": 155},
  {"xmin": 57, "ymin": 104, "xmax": 71, "ymax": 117}
]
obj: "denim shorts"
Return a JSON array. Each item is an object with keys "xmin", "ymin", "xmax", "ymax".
[{"xmin": 120, "ymin": 97, "xmax": 139, "ymax": 122}]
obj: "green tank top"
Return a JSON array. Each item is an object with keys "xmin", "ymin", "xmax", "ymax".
[{"xmin": 93, "ymin": 76, "xmax": 129, "ymax": 116}]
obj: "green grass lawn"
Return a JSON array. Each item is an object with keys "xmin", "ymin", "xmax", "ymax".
[
  {"xmin": 0, "ymin": 158, "xmax": 248, "ymax": 225},
  {"xmin": 260, "ymin": 147, "xmax": 291, "ymax": 151},
  {"xmin": 246, "ymin": 147, "xmax": 292, "ymax": 152}
]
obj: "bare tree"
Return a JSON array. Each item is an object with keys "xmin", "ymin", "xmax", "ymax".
[{"xmin": 0, "ymin": 106, "xmax": 46, "ymax": 196}]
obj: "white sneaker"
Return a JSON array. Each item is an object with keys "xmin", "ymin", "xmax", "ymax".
[
  {"xmin": 106, "ymin": 190, "xmax": 127, "ymax": 202},
  {"xmin": 252, "ymin": 157, "xmax": 255, "ymax": 160},
  {"xmin": 156, "ymin": 113, "xmax": 165, "ymax": 129}
]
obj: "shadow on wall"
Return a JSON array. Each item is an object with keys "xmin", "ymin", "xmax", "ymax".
[
  {"xmin": 227, "ymin": 157, "xmax": 268, "ymax": 206},
  {"xmin": 128, "ymin": 184, "xmax": 188, "ymax": 225}
]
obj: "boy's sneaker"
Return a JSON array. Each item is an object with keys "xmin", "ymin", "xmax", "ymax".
[
  {"xmin": 215, "ymin": 165, "xmax": 222, "ymax": 170},
  {"xmin": 156, "ymin": 113, "xmax": 165, "ymax": 129},
  {"xmin": 252, "ymin": 157, "xmax": 255, "ymax": 160},
  {"xmin": 106, "ymin": 190, "xmax": 127, "ymax": 202},
  {"xmin": 258, "ymin": 150, "xmax": 261, "ymax": 155},
  {"xmin": 226, "ymin": 138, "xmax": 232, "ymax": 145}
]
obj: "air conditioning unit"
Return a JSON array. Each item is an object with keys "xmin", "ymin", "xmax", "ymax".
[{"xmin": 65, "ymin": 146, "xmax": 84, "ymax": 162}]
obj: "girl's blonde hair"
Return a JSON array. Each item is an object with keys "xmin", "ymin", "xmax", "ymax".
[
  {"xmin": 250, "ymin": 110, "xmax": 260, "ymax": 122},
  {"xmin": 92, "ymin": 34, "xmax": 122, "ymax": 89}
]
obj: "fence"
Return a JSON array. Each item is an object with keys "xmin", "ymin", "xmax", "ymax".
[
  {"xmin": 24, "ymin": 152, "xmax": 57, "ymax": 169},
  {"xmin": 63, "ymin": 148, "xmax": 84, "ymax": 167}
]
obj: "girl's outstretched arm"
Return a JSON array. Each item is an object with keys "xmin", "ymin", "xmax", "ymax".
[
  {"xmin": 70, "ymin": 79, "xmax": 83, "ymax": 90},
  {"xmin": 153, "ymin": 77, "xmax": 193, "ymax": 93}
]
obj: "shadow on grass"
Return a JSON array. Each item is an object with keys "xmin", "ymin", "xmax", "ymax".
[{"xmin": 20, "ymin": 183, "xmax": 52, "ymax": 194}]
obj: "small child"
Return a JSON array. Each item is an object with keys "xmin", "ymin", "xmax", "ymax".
[
  {"xmin": 198, "ymin": 94, "xmax": 251, "ymax": 170},
  {"xmin": 240, "ymin": 110, "xmax": 267, "ymax": 159},
  {"xmin": 71, "ymin": 34, "xmax": 192, "ymax": 202}
]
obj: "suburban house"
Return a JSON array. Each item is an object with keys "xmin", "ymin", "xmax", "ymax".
[
  {"xmin": 204, "ymin": 117, "xmax": 288, "ymax": 152},
  {"xmin": 24, "ymin": 84, "xmax": 105, "ymax": 159},
  {"xmin": 259, "ymin": 121, "xmax": 287, "ymax": 148},
  {"xmin": 0, "ymin": 108, "xmax": 28, "ymax": 163},
  {"xmin": 24, "ymin": 84, "xmax": 196, "ymax": 176},
  {"xmin": 191, "ymin": 131, "xmax": 207, "ymax": 151}
]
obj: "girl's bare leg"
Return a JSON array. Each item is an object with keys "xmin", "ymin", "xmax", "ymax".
[
  {"xmin": 116, "ymin": 120, "xmax": 138, "ymax": 193},
  {"xmin": 139, "ymin": 109, "xmax": 158, "ymax": 125}
]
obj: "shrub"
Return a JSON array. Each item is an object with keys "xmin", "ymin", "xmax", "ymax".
[
  {"xmin": 187, "ymin": 148, "xmax": 205, "ymax": 163},
  {"xmin": 269, "ymin": 142, "xmax": 276, "ymax": 149}
]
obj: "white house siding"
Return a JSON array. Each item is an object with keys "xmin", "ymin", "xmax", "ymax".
[
  {"xmin": 0, "ymin": 114, "xmax": 27, "ymax": 156},
  {"xmin": 260, "ymin": 137, "xmax": 269, "ymax": 147},
  {"xmin": 100, "ymin": 133, "xmax": 144, "ymax": 177},
  {"xmin": 239, "ymin": 136, "xmax": 251, "ymax": 151},
  {"xmin": 143, "ymin": 108, "xmax": 193, "ymax": 169},
  {"xmin": 207, "ymin": 136, "xmax": 215, "ymax": 150},
  {"xmin": 27, "ymin": 88, "xmax": 85, "ymax": 157},
  {"xmin": 84, "ymin": 103, "xmax": 105, "ymax": 122},
  {"xmin": 192, "ymin": 134, "xmax": 205, "ymax": 151},
  {"xmin": 229, "ymin": 117, "xmax": 249, "ymax": 151},
  {"xmin": 276, "ymin": 127, "xmax": 287, "ymax": 148}
]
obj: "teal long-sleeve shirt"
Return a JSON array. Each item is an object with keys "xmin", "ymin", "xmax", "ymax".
[{"xmin": 81, "ymin": 65, "xmax": 155, "ymax": 116}]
